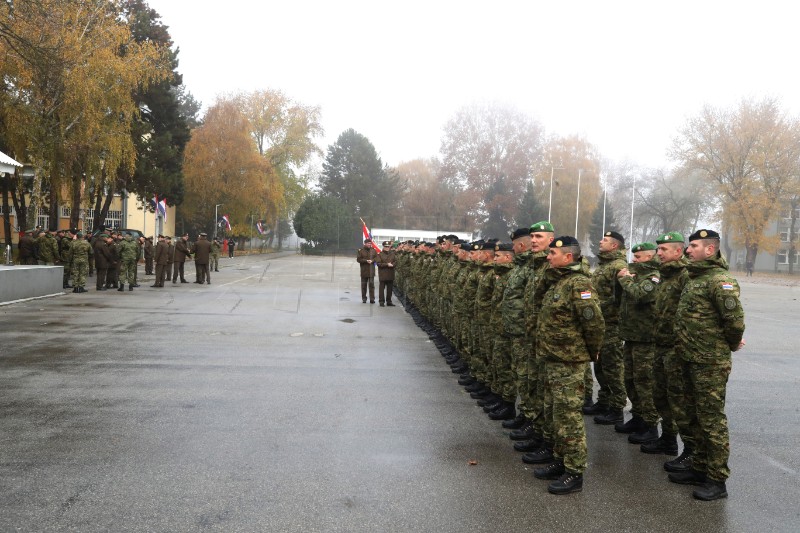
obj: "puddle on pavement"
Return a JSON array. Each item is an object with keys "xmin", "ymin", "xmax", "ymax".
[{"xmin": 340, "ymin": 318, "xmax": 355, "ymax": 323}]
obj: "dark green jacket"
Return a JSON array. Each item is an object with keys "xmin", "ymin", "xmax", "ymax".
[
  {"xmin": 591, "ymin": 249, "xmax": 627, "ymax": 326},
  {"xmin": 536, "ymin": 262, "xmax": 605, "ymax": 363},
  {"xmin": 653, "ymin": 258, "xmax": 689, "ymax": 346},
  {"xmin": 618, "ymin": 258, "xmax": 661, "ymax": 342},
  {"xmin": 501, "ymin": 252, "xmax": 532, "ymax": 336},
  {"xmin": 675, "ymin": 254, "xmax": 745, "ymax": 364}
]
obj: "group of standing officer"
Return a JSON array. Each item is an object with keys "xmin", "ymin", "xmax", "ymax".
[
  {"xmin": 388, "ymin": 224, "xmax": 745, "ymax": 500},
  {"xmin": 356, "ymin": 239, "xmax": 397, "ymax": 306},
  {"xmin": 16, "ymin": 228, "xmax": 224, "ymax": 293}
]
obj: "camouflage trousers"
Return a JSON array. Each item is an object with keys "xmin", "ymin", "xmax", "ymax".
[
  {"xmin": 491, "ymin": 334, "xmax": 515, "ymax": 401},
  {"xmin": 524, "ymin": 352, "xmax": 551, "ymax": 441},
  {"xmin": 623, "ymin": 340, "xmax": 658, "ymax": 425},
  {"xmin": 510, "ymin": 336, "xmax": 530, "ymax": 407},
  {"xmin": 545, "ymin": 361, "xmax": 589, "ymax": 473},
  {"xmin": 471, "ymin": 322, "xmax": 491, "ymax": 382},
  {"xmin": 71, "ymin": 260, "xmax": 88, "ymax": 288},
  {"xmin": 676, "ymin": 358, "xmax": 732, "ymax": 481},
  {"xmin": 120, "ymin": 259, "xmax": 137, "ymax": 286},
  {"xmin": 653, "ymin": 344, "xmax": 679, "ymax": 438},
  {"xmin": 583, "ymin": 364, "xmax": 594, "ymax": 402},
  {"xmin": 595, "ymin": 325, "xmax": 626, "ymax": 410},
  {"xmin": 210, "ymin": 253, "xmax": 219, "ymax": 271},
  {"xmin": 459, "ymin": 316, "xmax": 474, "ymax": 365}
]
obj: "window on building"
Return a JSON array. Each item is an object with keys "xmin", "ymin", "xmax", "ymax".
[
  {"xmin": 37, "ymin": 206, "xmax": 49, "ymax": 229},
  {"xmin": 84, "ymin": 209, "xmax": 122, "ymax": 233},
  {"xmin": 61, "ymin": 206, "xmax": 71, "ymax": 218},
  {"xmin": 778, "ymin": 249, "xmax": 800, "ymax": 265}
]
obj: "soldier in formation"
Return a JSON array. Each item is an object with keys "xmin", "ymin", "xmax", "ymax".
[
  {"xmin": 356, "ymin": 238, "xmax": 377, "ymax": 303},
  {"xmin": 393, "ymin": 225, "xmax": 744, "ymax": 500}
]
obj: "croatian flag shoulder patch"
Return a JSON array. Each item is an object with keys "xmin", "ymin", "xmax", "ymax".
[
  {"xmin": 580, "ymin": 291, "xmax": 592, "ymax": 300},
  {"xmin": 721, "ymin": 283, "xmax": 734, "ymax": 290}
]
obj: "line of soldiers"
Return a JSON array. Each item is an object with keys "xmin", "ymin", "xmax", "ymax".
[
  {"xmin": 392, "ymin": 223, "xmax": 745, "ymax": 500},
  {"xmin": 16, "ymin": 228, "xmax": 223, "ymax": 293}
]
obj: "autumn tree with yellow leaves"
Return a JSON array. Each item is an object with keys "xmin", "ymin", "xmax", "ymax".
[
  {"xmin": 672, "ymin": 97, "xmax": 800, "ymax": 265},
  {"xmin": 0, "ymin": 0, "xmax": 171, "ymax": 230}
]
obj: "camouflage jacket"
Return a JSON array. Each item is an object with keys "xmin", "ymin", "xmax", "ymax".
[
  {"xmin": 36, "ymin": 235, "xmax": 58, "ymax": 263},
  {"xmin": 591, "ymin": 249, "xmax": 627, "ymax": 327},
  {"xmin": 653, "ymin": 258, "xmax": 689, "ymax": 346},
  {"xmin": 618, "ymin": 258, "xmax": 661, "ymax": 342},
  {"xmin": 524, "ymin": 251, "xmax": 551, "ymax": 336},
  {"xmin": 60, "ymin": 236, "xmax": 72, "ymax": 262},
  {"xmin": 536, "ymin": 262, "xmax": 605, "ymax": 363},
  {"xmin": 474, "ymin": 264, "xmax": 496, "ymax": 324},
  {"xmin": 501, "ymin": 252, "xmax": 532, "ymax": 336},
  {"xmin": 675, "ymin": 254, "xmax": 745, "ymax": 364},
  {"xmin": 491, "ymin": 263, "xmax": 514, "ymax": 333},
  {"xmin": 119, "ymin": 237, "xmax": 140, "ymax": 262},
  {"xmin": 67, "ymin": 239, "xmax": 93, "ymax": 262}
]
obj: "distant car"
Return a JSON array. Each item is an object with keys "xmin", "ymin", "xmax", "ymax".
[{"xmin": 90, "ymin": 228, "xmax": 145, "ymax": 240}]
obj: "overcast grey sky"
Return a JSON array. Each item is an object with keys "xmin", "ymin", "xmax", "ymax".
[{"xmin": 147, "ymin": 0, "xmax": 800, "ymax": 170}]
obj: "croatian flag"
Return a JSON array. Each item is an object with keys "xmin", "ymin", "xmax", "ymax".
[
  {"xmin": 256, "ymin": 220, "xmax": 266, "ymax": 235},
  {"xmin": 221, "ymin": 214, "xmax": 231, "ymax": 231},
  {"xmin": 157, "ymin": 198, "xmax": 167, "ymax": 221},
  {"xmin": 360, "ymin": 217, "xmax": 381, "ymax": 253}
]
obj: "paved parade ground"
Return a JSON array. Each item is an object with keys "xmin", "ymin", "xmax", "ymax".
[{"xmin": 1, "ymin": 253, "xmax": 798, "ymax": 532}]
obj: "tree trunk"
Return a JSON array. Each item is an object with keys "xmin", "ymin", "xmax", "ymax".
[
  {"xmin": 10, "ymin": 169, "xmax": 28, "ymax": 232},
  {"xmin": 2, "ymin": 171, "xmax": 12, "ymax": 249},
  {"xmin": 48, "ymin": 184, "xmax": 58, "ymax": 231},
  {"xmin": 789, "ymin": 199, "xmax": 798, "ymax": 275},
  {"xmin": 70, "ymin": 174, "xmax": 82, "ymax": 231}
]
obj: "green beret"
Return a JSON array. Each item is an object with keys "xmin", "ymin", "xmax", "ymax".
[
  {"xmin": 530, "ymin": 221, "xmax": 555, "ymax": 233},
  {"xmin": 656, "ymin": 231, "xmax": 684, "ymax": 244},
  {"xmin": 688, "ymin": 229, "xmax": 720, "ymax": 241},
  {"xmin": 550, "ymin": 235, "xmax": 579, "ymax": 248},
  {"xmin": 631, "ymin": 242, "xmax": 657, "ymax": 253}
]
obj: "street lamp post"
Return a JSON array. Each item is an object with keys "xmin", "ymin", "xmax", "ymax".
[{"xmin": 214, "ymin": 203, "xmax": 223, "ymax": 240}]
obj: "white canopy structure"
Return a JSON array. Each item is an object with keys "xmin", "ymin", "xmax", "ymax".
[{"xmin": 0, "ymin": 150, "xmax": 22, "ymax": 174}]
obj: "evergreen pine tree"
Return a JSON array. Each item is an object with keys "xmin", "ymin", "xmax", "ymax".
[{"xmin": 516, "ymin": 181, "xmax": 548, "ymax": 229}]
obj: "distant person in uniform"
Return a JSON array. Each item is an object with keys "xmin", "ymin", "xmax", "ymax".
[
  {"xmin": 151, "ymin": 235, "xmax": 168, "ymax": 288},
  {"xmin": 192, "ymin": 232, "xmax": 212, "ymax": 284},
  {"xmin": 211, "ymin": 238, "xmax": 221, "ymax": 271},
  {"xmin": 357, "ymin": 238, "xmax": 377, "ymax": 303},
  {"xmin": 228, "ymin": 237, "xmax": 236, "ymax": 258},
  {"xmin": 376, "ymin": 240, "xmax": 397, "ymax": 307},
  {"xmin": 67, "ymin": 231, "xmax": 93, "ymax": 293},
  {"xmin": 172, "ymin": 232, "xmax": 192, "ymax": 283},
  {"xmin": 144, "ymin": 236, "xmax": 154, "ymax": 275}
]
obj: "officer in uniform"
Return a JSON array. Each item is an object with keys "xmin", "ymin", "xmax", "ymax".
[
  {"xmin": 616, "ymin": 242, "xmax": 661, "ymax": 443},
  {"xmin": 668, "ymin": 229, "xmax": 745, "ymax": 501},
  {"xmin": 173, "ymin": 232, "xmax": 192, "ymax": 283},
  {"xmin": 151, "ymin": 235, "xmax": 169, "ymax": 288},
  {"xmin": 356, "ymin": 238, "xmax": 378, "ymax": 303},
  {"xmin": 144, "ymin": 236, "xmax": 154, "ymax": 275},
  {"xmin": 67, "ymin": 231, "xmax": 93, "ymax": 293},
  {"xmin": 192, "ymin": 232, "xmax": 212, "ymax": 284},
  {"xmin": 376, "ymin": 241, "xmax": 397, "ymax": 306},
  {"xmin": 118, "ymin": 234, "xmax": 140, "ymax": 291},
  {"xmin": 590, "ymin": 231, "xmax": 629, "ymax": 425},
  {"xmin": 211, "ymin": 238, "xmax": 221, "ymax": 271},
  {"xmin": 532, "ymin": 235, "xmax": 604, "ymax": 494}
]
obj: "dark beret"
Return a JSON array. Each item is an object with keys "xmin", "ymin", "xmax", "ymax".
[
  {"xmin": 495, "ymin": 242, "xmax": 514, "ymax": 252},
  {"xmin": 511, "ymin": 227, "xmax": 530, "ymax": 240},
  {"xmin": 688, "ymin": 229, "xmax": 720, "ymax": 241},
  {"xmin": 604, "ymin": 230, "xmax": 625, "ymax": 244},
  {"xmin": 550, "ymin": 235, "xmax": 580, "ymax": 248},
  {"xmin": 382, "ymin": 240, "xmax": 392, "ymax": 247}
]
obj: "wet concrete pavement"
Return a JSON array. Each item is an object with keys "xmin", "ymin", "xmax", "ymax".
[{"xmin": 1, "ymin": 254, "xmax": 798, "ymax": 532}]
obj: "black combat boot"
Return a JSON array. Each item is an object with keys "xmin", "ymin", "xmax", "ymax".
[
  {"xmin": 582, "ymin": 402, "xmax": 607, "ymax": 416},
  {"xmin": 118, "ymin": 284, "xmax": 125, "ymax": 291},
  {"xmin": 664, "ymin": 448, "xmax": 693, "ymax": 472},
  {"xmin": 641, "ymin": 433, "xmax": 678, "ymax": 455},
  {"xmin": 548, "ymin": 471, "xmax": 583, "ymax": 494},
  {"xmin": 615, "ymin": 415, "xmax": 646, "ymax": 434},
  {"xmin": 668, "ymin": 468, "xmax": 706, "ymax": 486},
  {"xmin": 458, "ymin": 376, "xmax": 475, "ymax": 386},
  {"xmin": 509, "ymin": 422, "xmax": 536, "ymax": 441},
  {"xmin": 513, "ymin": 437, "xmax": 543, "ymax": 452},
  {"xmin": 594, "ymin": 409, "xmax": 623, "ymax": 425},
  {"xmin": 628, "ymin": 425, "xmax": 659, "ymax": 444},
  {"xmin": 72, "ymin": 287, "xmax": 78, "ymax": 293},
  {"xmin": 693, "ymin": 479, "xmax": 728, "ymax": 501},
  {"xmin": 522, "ymin": 444, "xmax": 554, "ymax": 464},
  {"xmin": 502, "ymin": 414, "xmax": 527, "ymax": 430},
  {"xmin": 464, "ymin": 382, "xmax": 485, "ymax": 393},
  {"xmin": 488, "ymin": 402, "xmax": 515, "ymax": 420},
  {"xmin": 129, "ymin": 284, "xmax": 133, "ymax": 291},
  {"xmin": 534, "ymin": 460, "xmax": 565, "ymax": 480}
]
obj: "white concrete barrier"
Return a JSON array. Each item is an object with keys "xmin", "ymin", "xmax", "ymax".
[{"xmin": 0, "ymin": 265, "xmax": 64, "ymax": 305}]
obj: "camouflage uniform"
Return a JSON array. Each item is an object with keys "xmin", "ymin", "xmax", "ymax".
[
  {"xmin": 490, "ymin": 260, "xmax": 514, "ymax": 401},
  {"xmin": 68, "ymin": 238, "xmax": 93, "ymax": 289},
  {"xmin": 473, "ymin": 263, "xmax": 496, "ymax": 383},
  {"xmin": 618, "ymin": 257, "xmax": 661, "ymax": 426},
  {"xmin": 674, "ymin": 253, "xmax": 744, "ymax": 482},
  {"xmin": 591, "ymin": 249, "xmax": 627, "ymax": 411},
  {"xmin": 60, "ymin": 235, "xmax": 73, "ymax": 287},
  {"xmin": 118, "ymin": 235, "xmax": 140, "ymax": 286},
  {"xmin": 500, "ymin": 251, "xmax": 532, "ymax": 406},
  {"xmin": 652, "ymin": 258, "xmax": 690, "ymax": 443},
  {"xmin": 521, "ymin": 251, "xmax": 550, "ymax": 436},
  {"xmin": 537, "ymin": 262, "xmax": 604, "ymax": 474},
  {"xmin": 36, "ymin": 233, "xmax": 58, "ymax": 265},
  {"xmin": 211, "ymin": 240, "xmax": 221, "ymax": 271}
]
